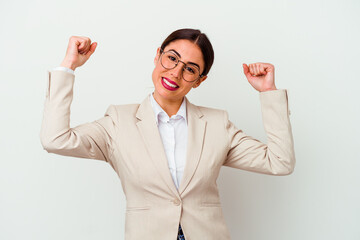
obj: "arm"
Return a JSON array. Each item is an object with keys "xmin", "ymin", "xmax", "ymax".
[
  {"xmin": 40, "ymin": 70, "xmax": 117, "ymax": 162},
  {"xmin": 40, "ymin": 36, "xmax": 117, "ymax": 162},
  {"xmin": 222, "ymin": 63, "xmax": 295, "ymax": 175},
  {"xmin": 223, "ymin": 89, "xmax": 295, "ymax": 175}
]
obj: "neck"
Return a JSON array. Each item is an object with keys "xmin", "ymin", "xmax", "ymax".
[{"xmin": 152, "ymin": 92, "xmax": 183, "ymax": 117}]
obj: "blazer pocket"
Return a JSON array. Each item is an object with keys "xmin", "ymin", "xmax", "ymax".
[
  {"xmin": 200, "ymin": 202, "xmax": 222, "ymax": 207},
  {"xmin": 126, "ymin": 206, "xmax": 151, "ymax": 212}
]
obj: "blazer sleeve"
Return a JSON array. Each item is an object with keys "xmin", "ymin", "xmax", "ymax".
[
  {"xmin": 223, "ymin": 89, "xmax": 296, "ymax": 175},
  {"xmin": 40, "ymin": 70, "xmax": 117, "ymax": 162}
]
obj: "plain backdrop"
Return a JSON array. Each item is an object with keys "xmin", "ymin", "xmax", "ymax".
[{"xmin": 0, "ymin": 0, "xmax": 359, "ymax": 239}]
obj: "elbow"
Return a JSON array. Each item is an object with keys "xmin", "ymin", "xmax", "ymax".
[
  {"xmin": 281, "ymin": 166, "xmax": 295, "ymax": 176},
  {"xmin": 271, "ymin": 166, "xmax": 295, "ymax": 176},
  {"xmin": 275, "ymin": 156, "xmax": 296, "ymax": 176},
  {"xmin": 40, "ymin": 127, "xmax": 51, "ymax": 152},
  {"xmin": 39, "ymin": 131, "xmax": 62, "ymax": 153},
  {"xmin": 268, "ymin": 152, "xmax": 296, "ymax": 176},
  {"xmin": 40, "ymin": 124, "xmax": 77, "ymax": 154},
  {"xmin": 39, "ymin": 129, "xmax": 81, "ymax": 155},
  {"xmin": 286, "ymin": 153, "xmax": 296, "ymax": 175},
  {"xmin": 40, "ymin": 135, "xmax": 54, "ymax": 153},
  {"xmin": 39, "ymin": 125, "xmax": 70, "ymax": 153}
]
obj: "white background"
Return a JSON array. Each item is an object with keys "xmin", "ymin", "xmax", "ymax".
[{"xmin": 0, "ymin": 0, "xmax": 359, "ymax": 239}]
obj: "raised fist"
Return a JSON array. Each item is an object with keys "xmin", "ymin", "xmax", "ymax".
[
  {"xmin": 243, "ymin": 62, "xmax": 277, "ymax": 92},
  {"xmin": 60, "ymin": 36, "xmax": 97, "ymax": 70}
]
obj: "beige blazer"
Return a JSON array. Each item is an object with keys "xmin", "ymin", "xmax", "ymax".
[{"xmin": 40, "ymin": 70, "xmax": 295, "ymax": 240}]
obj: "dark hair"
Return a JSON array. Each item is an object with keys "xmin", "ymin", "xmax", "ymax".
[{"xmin": 160, "ymin": 28, "xmax": 214, "ymax": 77}]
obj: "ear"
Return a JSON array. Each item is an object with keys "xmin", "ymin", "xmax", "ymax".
[
  {"xmin": 154, "ymin": 47, "xmax": 161, "ymax": 65},
  {"xmin": 193, "ymin": 75, "xmax": 207, "ymax": 88}
]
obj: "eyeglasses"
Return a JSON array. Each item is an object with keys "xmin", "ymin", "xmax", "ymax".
[{"xmin": 159, "ymin": 49, "xmax": 203, "ymax": 82}]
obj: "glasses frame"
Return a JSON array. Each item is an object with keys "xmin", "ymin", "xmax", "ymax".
[{"xmin": 159, "ymin": 48, "xmax": 204, "ymax": 82}]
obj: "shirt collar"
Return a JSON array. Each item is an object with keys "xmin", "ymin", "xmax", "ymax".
[{"xmin": 149, "ymin": 92, "xmax": 187, "ymax": 125}]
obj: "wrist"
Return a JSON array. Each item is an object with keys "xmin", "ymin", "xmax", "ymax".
[
  {"xmin": 60, "ymin": 60, "xmax": 76, "ymax": 71},
  {"xmin": 261, "ymin": 86, "xmax": 277, "ymax": 92}
]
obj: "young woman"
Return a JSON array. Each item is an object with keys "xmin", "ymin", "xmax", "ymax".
[{"xmin": 40, "ymin": 28, "xmax": 295, "ymax": 240}]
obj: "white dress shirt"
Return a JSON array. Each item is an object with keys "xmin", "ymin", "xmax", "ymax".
[
  {"xmin": 149, "ymin": 92, "xmax": 188, "ymax": 190},
  {"xmin": 53, "ymin": 66, "xmax": 75, "ymax": 75},
  {"xmin": 52, "ymin": 67, "xmax": 188, "ymax": 190}
]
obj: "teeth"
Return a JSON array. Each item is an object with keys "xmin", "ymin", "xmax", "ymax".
[{"xmin": 163, "ymin": 78, "xmax": 178, "ymax": 88}]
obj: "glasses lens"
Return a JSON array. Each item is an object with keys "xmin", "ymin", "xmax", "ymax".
[
  {"xmin": 161, "ymin": 52, "xmax": 178, "ymax": 69},
  {"xmin": 160, "ymin": 51, "xmax": 200, "ymax": 82},
  {"xmin": 183, "ymin": 64, "xmax": 200, "ymax": 82}
]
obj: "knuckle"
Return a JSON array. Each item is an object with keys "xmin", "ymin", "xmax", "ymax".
[
  {"xmin": 81, "ymin": 36, "xmax": 91, "ymax": 43},
  {"xmin": 70, "ymin": 36, "xmax": 79, "ymax": 41}
]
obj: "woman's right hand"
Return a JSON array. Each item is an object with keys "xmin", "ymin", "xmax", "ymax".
[{"xmin": 60, "ymin": 36, "xmax": 97, "ymax": 71}]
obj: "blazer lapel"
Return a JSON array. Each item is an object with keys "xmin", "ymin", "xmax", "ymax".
[
  {"xmin": 135, "ymin": 95, "xmax": 207, "ymax": 197},
  {"xmin": 178, "ymin": 97, "xmax": 207, "ymax": 195},
  {"xmin": 136, "ymin": 95, "xmax": 180, "ymax": 198}
]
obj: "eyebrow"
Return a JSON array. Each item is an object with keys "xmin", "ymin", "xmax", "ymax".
[{"xmin": 168, "ymin": 49, "xmax": 201, "ymax": 70}]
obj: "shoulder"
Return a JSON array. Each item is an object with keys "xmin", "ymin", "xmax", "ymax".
[
  {"xmin": 103, "ymin": 103, "xmax": 141, "ymax": 122},
  {"xmin": 191, "ymin": 103, "xmax": 229, "ymax": 137},
  {"xmin": 113, "ymin": 103, "xmax": 140, "ymax": 112},
  {"xmin": 197, "ymin": 105, "xmax": 225, "ymax": 115},
  {"xmin": 191, "ymin": 103, "xmax": 227, "ymax": 122}
]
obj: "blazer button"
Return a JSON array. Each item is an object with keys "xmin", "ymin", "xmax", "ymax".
[{"xmin": 172, "ymin": 199, "xmax": 181, "ymax": 206}]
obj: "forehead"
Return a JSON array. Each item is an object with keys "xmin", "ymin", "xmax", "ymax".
[{"xmin": 163, "ymin": 39, "xmax": 204, "ymax": 69}]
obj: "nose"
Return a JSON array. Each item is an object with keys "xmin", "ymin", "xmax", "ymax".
[{"xmin": 169, "ymin": 62, "xmax": 185, "ymax": 79}]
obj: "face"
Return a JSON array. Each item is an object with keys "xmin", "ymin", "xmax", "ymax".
[{"xmin": 152, "ymin": 39, "xmax": 207, "ymax": 104}]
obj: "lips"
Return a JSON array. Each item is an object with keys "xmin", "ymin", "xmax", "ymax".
[{"xmin": 161, "ymin": 77, "xmax": 179, "ymax": 91}]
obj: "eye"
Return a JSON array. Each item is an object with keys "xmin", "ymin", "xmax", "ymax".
[
  {"xmin": 168, "ymin": 55, "xmax": 177, "ymax": 62},
  {"xmin": 185, "ymin": 66, "xmax": 196, "ymax": 74}
]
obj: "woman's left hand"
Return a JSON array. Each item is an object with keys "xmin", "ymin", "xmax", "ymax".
[{"xmin": 243, "ymin": 62, "xmax": 277, "ymax": 92}]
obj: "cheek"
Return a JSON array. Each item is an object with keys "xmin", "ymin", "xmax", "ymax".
[
  {"xmin": 153, "ymin": 63, "xmax": 163, "ymax": 75},
  {"xmin": 152, "ymin": 65, "xmax": 160, "ymax": 81},
  {"xmin": 183, "ymin": 82, "xmax": 195, "ymax": 92},
  {"xmin": 152, "ymin": 66, "xmax": 166, "ymax": 88}
]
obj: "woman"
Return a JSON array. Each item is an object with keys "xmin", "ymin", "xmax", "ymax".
[{"xmin": 40, "ymin": 28, "xmax": 295, "ymax": 240}]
